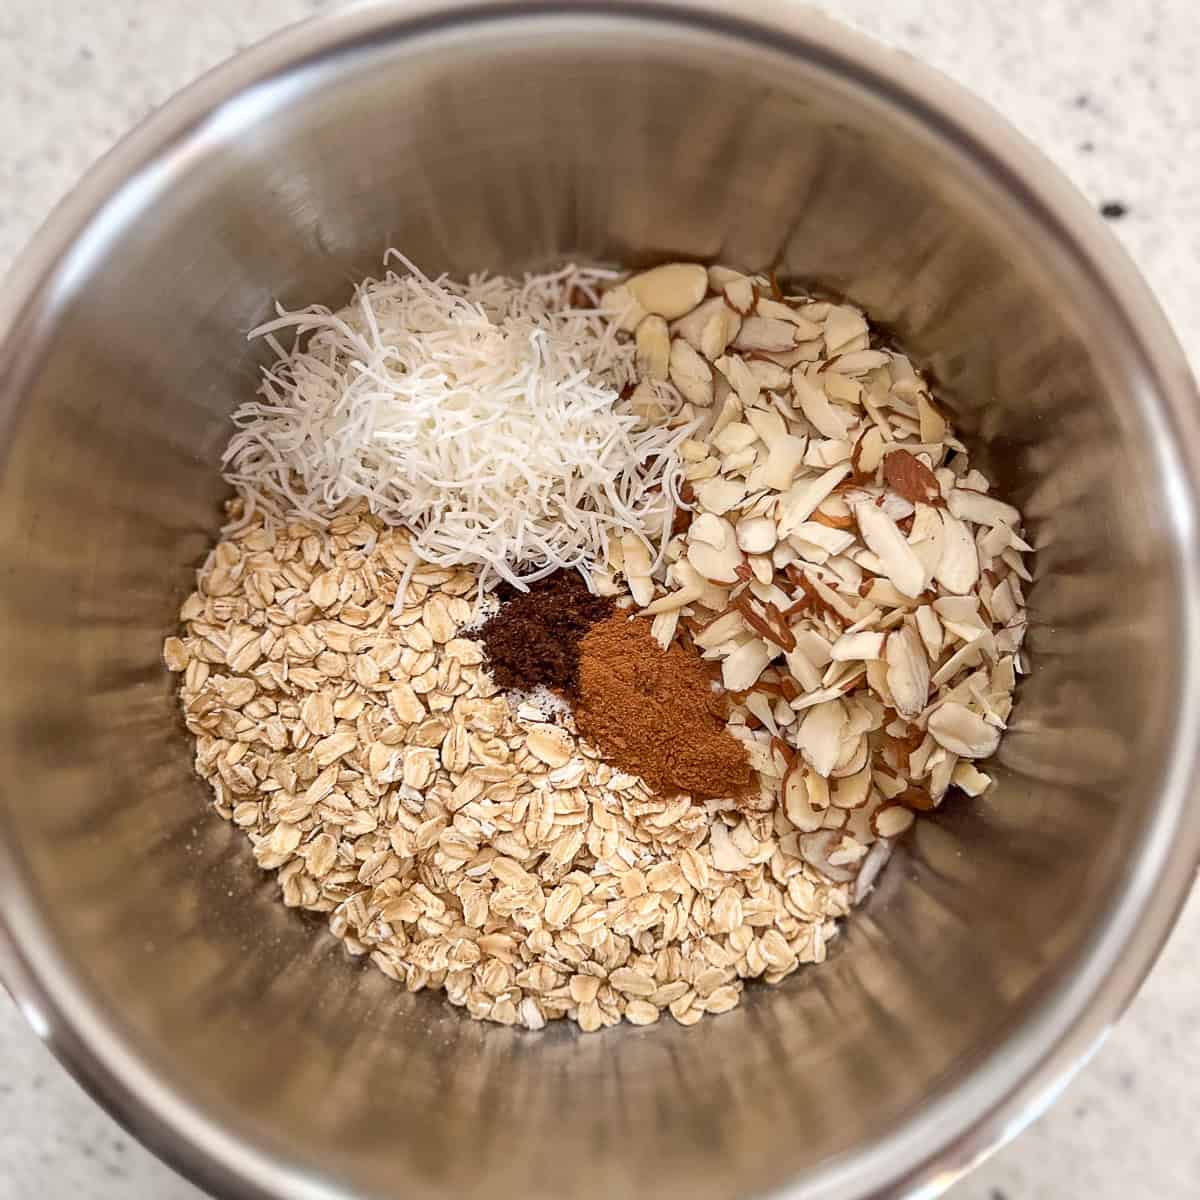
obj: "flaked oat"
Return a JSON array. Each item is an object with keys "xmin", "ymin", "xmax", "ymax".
[{"xmin": 167, "ymin": 507, "xmax": 850, "ymax": 1032}]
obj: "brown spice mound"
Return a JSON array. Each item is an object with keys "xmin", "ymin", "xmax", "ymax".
[
  {"xmin": 475, "ymin": 570, "xmax": 614, "ymax": 699},
  {"xmin": 575, "ymin": 614, "xmax": 751, "ymax": 799}
]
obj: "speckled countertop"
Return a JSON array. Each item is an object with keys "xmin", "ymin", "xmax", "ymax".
[{"xmin": 2, "ymin": 2, "xmax": 1199, "ymax": 1198}]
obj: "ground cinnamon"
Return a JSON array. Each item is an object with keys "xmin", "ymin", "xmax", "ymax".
[{"xmin": 575, "ymin": 614, "xmax": 751, "ymax": 800}]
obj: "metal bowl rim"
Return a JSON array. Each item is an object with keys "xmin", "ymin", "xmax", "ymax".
[{"xmin": 1, "ymin": 4, "xmax": 1198, "ymax": 1199}]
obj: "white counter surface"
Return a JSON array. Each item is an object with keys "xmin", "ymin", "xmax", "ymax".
[{"xmin": 2, "ymin": 2, "xmax": 1198, "ymax": 1197}]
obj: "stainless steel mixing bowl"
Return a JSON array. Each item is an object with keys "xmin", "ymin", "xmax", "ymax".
[{"xmin": 2, "ymin": 2, "xmax": 1198, "ymax": 1198}]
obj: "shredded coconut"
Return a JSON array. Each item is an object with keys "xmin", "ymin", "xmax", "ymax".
[{"xmin": 223, "ymin": 252, "xmax": 697, "ymax": 592}]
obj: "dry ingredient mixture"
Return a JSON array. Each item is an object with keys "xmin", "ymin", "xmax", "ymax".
[{"xmin": 165, "ymin": 256, "xmax": 1031, "ymax": 1032}]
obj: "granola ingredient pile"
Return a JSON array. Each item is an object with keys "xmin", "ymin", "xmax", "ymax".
[{"xmin": 165, "ymin": 255, "xmax": 1032, "ymax": 1034}]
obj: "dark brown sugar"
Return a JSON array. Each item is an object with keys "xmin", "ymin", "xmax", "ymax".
[{"xmin": 475, "ymin": 570, "xmax": 614, "ymax": 699}]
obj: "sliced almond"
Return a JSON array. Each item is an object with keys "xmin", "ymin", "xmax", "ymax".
[
  {"xmin": 793, "ymin": 521, "xmax": 856, "ymax": 557},
  {"xmin": 854, "ymin": 839, "xmax": 894, "ymax": 902},
  {"xmin": 634, "ymin": 315, "xmax": 670, "ymax": 381},
  {"xmin": 830, "ymin": 630, "xmax": 885, "ymax": 661},
  {"xmin": 927, "ymin": 702, "xmax": 1000, "ymax": 759},
  {"xmin": 884, "ymin": 625, "xmax": 930, "ymax": 718},
  {"xmin": 673, "ymin": 560, "xmax": 732, "ymax": 610},
  {"xmin": 736, "ymin": 516, "xmax": 777, "ymax": 554},
  {"xmin": 669, "ymin": 338, "xmax": 714, "ymax": 407},
  {"xmin": 694, "ymin": 609, "xmax": 746, "ymax": 650},
  {"xmin": 620, "ymin": 532, "xmax": 655, "ymax": 607},
  {"xmin": 918, "ymin": 394, "xmax": 948, "ymax": 443},
  {"xmin": 694, "ymin": 476, "xmax": 748, "ymax": 515},
  {"xmin": 709, "ymin": 389, "xmax": 744, "ymax": 439},
  {"xmin": 796, "ymin": 699, "xmax": 847, "ymax": 777},
  {"xmin": 883, "ymin": 448, "xmax": 941, "ymax": 506},
  {"xmin": 744, "ymin": 691, "xmax": 779, "ymax": 735},
  {"xmin": 734, "ymin": 316, "xmax": 797, "ymax": 353},
  {"xmin": 987, "ymin": 577, "xmax": 1019, "ymax": 625},
  {"xmin": 712, "ymin": 421, "xmax": 759, "ymax": 455},
  {"xmin": 793, "ymin": 371, "xmax": 848, "ymax": 438},
  {"xmin": 929, "ymin": 750, "xmax": 958, "ymax": 801},
  {"xmin": 591, "ymin": 267, "xmax": 1026, "ymax": 948},
  {"xmin": 799, "ymin": 829, "xmax": 856, "ymax": 882},
  {"xmin": 702, "ymin": 307, "xmax": 742, "ymax": 361},
  {"xmin": 756, "ymin": 298, "xmax": 821, "ymax": 339},
  {"xmin": 854, "ymin": 502, "xmax": 927, "ymax": 598},
  {"xmin": 708, "ymin": 265, "xmax": 750, "ymax": 291},
  {"xmin": 756, "ymin": 434, "xmax": 808, "ymax": 492},
  {"xmin": 804, "ymin": 570, "xmax": 864, "ymax": 622},
  {"xmin": 747, "ymin": 360, "xmax": 791, "ymax": 390},
  {"xmin": 822, "ymin": 306, "xmax": 869, "ymax": 352},
  {"xmin": 1001, "ymin": 547, "xmax": 1032, "ymax": 583},
  {"xmin": 777, "ymin": 464, "xmax": 853, "ymax": 537},
  {"xmin": 717, "ymin": 445, "xmax": 754, "ymax": 474},
  {"xmin": 642, "ymin": 584, "xmax": 704, "ymax": 615},
  {"xmin": 744, "ymin": 404, "xmax": 788, "ymax": 444},
  {"xmin": 723, "ymin": 277, "xmax": 756, "ymax": 315},
  {"xmin": 721, "ymin": 638, "xmax": 774, "ymax": 691},
  {"xmin": 914, "ymin": 604, "xmax": 944, "ymax": 659},
  {"xmin": 747, "ymin": 554, "xmax": 775, "ymax": 586},
  {"xmin": 828, "ymin": 349, "xmax": 890, "ymax": 375},
  {"xmin": 831, "ymin": 763, "xmax": 872, "ymax": 810},
  {"xmin": 673, "ymin": 296, "xmax": 726, "ymax": 350},
  {"xmin": 715, "ymin": 353, "xmax": 760, "ymax": 408},
  {"xmin": 952, "ymin": 761, "xmax": 993, "ymax": 796},
  {"xmin": 804, "ymin": 438, "xmax": 852, "ymax": 469},
  {"xmin": 783, "ymin": 763, "xmax": 824, "ymax": 831},
  {"xmin": 870, "ymin": 803, "xmax": 916, "ymax": 839},
  {"xmin": 687, "ymin": 533, "xmax": 744, "ymax": 583},
  {"xmin": 601, "ymin": 283, "xmax": 647, "ymax": 332},
  {"xmin": 830, "ymin": 731, "xmax": 868, "ymax": 776},
  {"xmin": 805, "ymin": 770, "xmax": 831, "ymax": 811},
  {"xmin": 948, "ymin": 488, "xmax": 1021, "ymax": 529},
  {"xmin": 895, "ymin": 784, "xmax": 937, "ymax": 812},
  {"xmin": 690, "ymin": 512, "xmax": 729, "ymax": 548},
  {"xmin": 853, "ymin": 426, "xmax": 887, "ymax": 477},
  {"xmin": 934, "ymin": 510, "xmax": 980, "ymax": 595},
  {"xmin": 827, "ymin": 835, "xmax": 869, "ymax": 867},
  {"xmin": 783, "ymin": 644, "xmax": 823, "ymax": 693},
  {"xmin": 931, "ymin": 633, "xmax": 992, "ymax": 688},
  {"xmin": 932, "ymin": 595, "xmax": 982, "ymax": 622},
  {"xmin": 626, "ymin": 263, "xmax": 708, "ymax": 319},
  {"xmin": 907, "ymin": 502, "xmax": 945, "ymax": 578},
  {"xmin": 819, "ymin": 809, "xmax": 851, "ymax": 835},
  {"xmin": 979, "ymin": 522, "xmax": 1012, "ymax": 562},
  {"xmin": 823, "ymin": 372, "xmax": 863, "ymax": 406}
]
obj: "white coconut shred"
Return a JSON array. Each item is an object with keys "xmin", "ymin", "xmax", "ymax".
[{"xmin": 223, "ymin": 253, "xmax": 698, "ymax": 596}]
